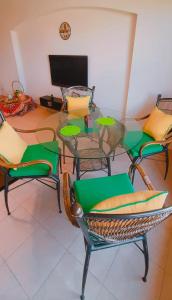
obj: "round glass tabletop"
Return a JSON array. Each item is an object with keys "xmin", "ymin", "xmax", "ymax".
[{"xmin": 36, "ymin": 107, "xmax": 143, "ymax": 159}]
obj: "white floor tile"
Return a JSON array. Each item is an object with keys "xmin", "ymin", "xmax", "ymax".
[
  {"xmin": 21, "ymin": 188, "xmax": 59, "ymax": 224},
  {"xmin": 0, "ymin": 255, "xmax": 4, "ymax": 267},
  {"xmin": 33, "ymin": 252, "xmax": 101, "ymax": 300},
  {"xmin": 104, "ymin": 244, "xmax": 164, "ymax": 300},
  {"xmin": 69, "ymin": 232, "xmax": 119, "ymax": 283},
  {"xmin": 96, "ymin": 286, "xmax": 118, "ymax": 300},
  {"xmin": 42, "ymin": 212, "xmax": 80, "ymax": 248},
  {"xmin": 0, "ymin": 179, "xmax": 49, "ymax": 216},
  {"xmin": 0, "ymin": 207, "xmax": 41, "ymax": 259},
  {"xmin": 7, "ymin": 227, "xmax": 65, "ymax": 298},
  {"xmin": 0, "ymin": 263, "xmax": 28, "ymax": 300}
]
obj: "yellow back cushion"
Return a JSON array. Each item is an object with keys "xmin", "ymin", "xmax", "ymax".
[
  {"xmin": 66, "ymin": 96, "xmax": 90, "ymax": 113},
  {"xmin": 90, "ymin": 190, "xmax": 167, "ymax": 214},
  {"xmin": 143, "ymin": 107, "xmax": 172, "ymax": 140},
  {"xmin": 0, "ymin": 121, "xmax": 27, "ymax": 164}
]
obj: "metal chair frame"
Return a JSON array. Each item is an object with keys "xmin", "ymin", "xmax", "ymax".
[
  {"xmin": 63, "ymin": 165, "xmax": 172, "ymax": 300},
  {"xmin": 0, "ymin": 111, "xmax": 62, "ymax": 215},
  {"xmin": 61, "ymin": 85, "xmax": 95, "ymax": 112},
  {"xmin": 129, "ymin": 94, "xmax": 172, "ymax": 182}
]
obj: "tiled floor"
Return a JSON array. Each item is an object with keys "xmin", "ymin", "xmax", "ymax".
[{"xmin": 0, "ymin": 107, "xmax": 172, "ymax": 299}]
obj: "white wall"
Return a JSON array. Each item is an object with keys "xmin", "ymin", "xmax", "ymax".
[
  {"xmin": 15, "ymin": 8, "xmax": 134, "ymax": 115},
  {"xmin": 1, "ymin": 0, "xmax": 172, "ymax": 115}
]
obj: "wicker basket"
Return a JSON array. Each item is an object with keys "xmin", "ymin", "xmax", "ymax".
[{"xmin": 12, "ymin": 80, "xmax": 24, "ymax": 96}]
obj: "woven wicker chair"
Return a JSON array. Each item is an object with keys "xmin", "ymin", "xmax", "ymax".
[
  {"xmin": 63, "ymin": 165, "xmax": 172, "ymax": 300},
  {"xmin": 125, "ymin": 94, "xmax": 172, "ymax": 182}
]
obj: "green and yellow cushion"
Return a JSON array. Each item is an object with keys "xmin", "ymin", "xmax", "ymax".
[
  {"xmin": 0, "ymin": 121, "xmax": 27, "ymax": 164},
  {"xmin": 124, "ymin": 131, "xmax": 163, "ymax": 158},
  {"xmin": 143, "ymin": 106, "xmax": 172, "ymax": 141},
  {"xmin": 74, "ymin": 173, "xmax": 134, "ymax": 213},
  {"xmin": 90, "ymin": 190, "xmax": 167, "ymax": 214},
  {"xmin": 9, "ymin": 141, "xmax": 59, "ymax": 177},
  {"xmin": 66, "ymin": 96, "xmax": 90, "ymax": 113}
]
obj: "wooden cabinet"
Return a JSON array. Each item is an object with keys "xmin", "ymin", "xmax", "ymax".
[{"xmin": 40, "ymin": 95, "xmax": 63, "ymax": 111}]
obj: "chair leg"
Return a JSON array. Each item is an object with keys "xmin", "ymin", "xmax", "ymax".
[
  {"xmin": 76, "ymin": 159, "xmax": 80, "ymax": 180},
  {"xmin": 164, "ymin": 148, "xmax": 169, "ymax": 180},
  {"xmin": 131, "ymin": 165, "xmax": 136, "ymax": 184},
  {"xmin": 112, "ymin": 151, "xmax": 115, "ymax": 161},
  {"xmin": 59, "ymin": 155, "xmax": 62, "ymax": 174},
  {"xmin": 142, "ymin": 236, "xmax": 149, "ymax": 282},
  {"xmin": 131, "ymin": 158, "xmax": 142, "ymax": 184},
  {"xmin": 63, "ymin": 142, "xmax": 66, "ymax": 164},
  {"xmin": 128, "ymin": 163, "xmax": 134, "ymax": 180},
  {"xmin": 73, "ymin": 158, "xmax": 76, "ymax": 174},
  {"xmin": 56, "ymin": 179, "xmax": 62, "ymax": 213},
  {"xmin": 107, "ymin": 157, "xmax": 111, "ymax": 176},
  {"xmin": 4, "ymin": 174, "xmax": 10, "ymax": 215},
  {"xmin": 81, "ymin": 245, "xmax": 91, "ymax": 300}
]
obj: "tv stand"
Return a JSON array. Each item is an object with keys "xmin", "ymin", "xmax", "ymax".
[{"xmin": 40, "ymin": 95, "xmax": 63, "ymax": 111}]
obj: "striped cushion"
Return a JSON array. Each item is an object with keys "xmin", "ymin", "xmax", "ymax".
[
  {"xmin": 90, "ymin": 190, "xmax": 167, "ymax": 214},
  {"xmin": 74, "ymin": 173, "xmax": 134, "ymax": 213}
]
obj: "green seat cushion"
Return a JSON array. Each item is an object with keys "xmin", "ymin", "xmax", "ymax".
[
  {"xmin": 124, "ymin": 131, "xmax": 163, "ymax": 158},
  {"xmin": 74, "ymin": 173, "xmax": 134, "ymax": 213},
  {"xmin": 9, "ymin": 141, "xmax": 59, "ymax": 177}
]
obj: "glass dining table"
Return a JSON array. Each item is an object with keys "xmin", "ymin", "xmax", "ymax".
[{"xmin": 36, "ymin": 106, "xmax": 142, "ymax": 179}]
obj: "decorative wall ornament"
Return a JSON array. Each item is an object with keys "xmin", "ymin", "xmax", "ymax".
[{"xmin": 59, "ymin": 22, "xmax": 71, "ymax": 40}]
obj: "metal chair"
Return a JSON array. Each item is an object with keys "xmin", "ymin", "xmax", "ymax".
[
  {"xmin": 0, "ymin": 111, "xmax": 62, "ymax": 215},
  {"xmin": 125, "ymin": 94, "xmax": 172, "ymax": 182},
  {"xmin": 63, "ymin": 165, "xmax": 172, "ymax": 300},
  {"xmin": 60, "ymin": 85, "xmax": 96, "ymax": 166},
  {"xmin": 61, "ymin": 85, "xmax": 95, "ymax": 112}
]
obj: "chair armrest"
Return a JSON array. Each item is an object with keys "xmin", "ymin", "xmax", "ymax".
[
  {"xmin": 63, "ymin": 172, "xmax": 94, "ymax": 246},
  {"xmin": 14, "ymin": 127, "xmax": 56, "ymax": 141},
  {"xmin": 63, "ymin": 172, "xmax": 82, "ymax": 227},
  {"xmin": 139, "ymin": 136, "xmax": 172, "ymax": 158},
  {"xmin": 134, "ymin": 164, "xmax": 155, "ymax": 190},
  {"xmin": 122, "ymin": 114, "xmax": 150, "ymax": 122},
  {"xmin": 0, "ymin": 157, "xmax": 53, "ymax": 174},
  {"xmin": 134, "ymin": 114, "xmax": 150, "ymax": 121}
]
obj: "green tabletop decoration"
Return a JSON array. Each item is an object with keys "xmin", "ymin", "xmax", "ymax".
[
  {"xmin": 60, "ymin": 125, "xmax": 81, "ymax": 136},
  {"xmin": 96, "ymin": 117, "xmax": 116, "ymax": 126}
]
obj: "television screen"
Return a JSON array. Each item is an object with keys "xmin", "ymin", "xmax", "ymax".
[{"xmin": 49, "ymin": 55, "xmax": 88, "ymax": 87}]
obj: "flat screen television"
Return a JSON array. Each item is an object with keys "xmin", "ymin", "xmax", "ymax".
[{"xmin": 49, "ymin": 55, "xmax": 88, "ymax": 87}]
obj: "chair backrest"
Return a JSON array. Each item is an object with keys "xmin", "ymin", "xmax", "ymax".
[
  {"xmin": 156, "ymin": 94, "xmax": 172, "ymax": 115},
  {"xmin": 80, "ymin": 207, "xmax": 172, "ymax": 243},
  {"xmin": 0, "ymin": 111, "xmax": 27, "ymax": 164},
  {"xmin": 61, "ymin": 85, "xmax": 95, "ymax": 111},
  {"xmin": 63, "ymin": 173, "xmax": 172, "ymax": 243}
]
